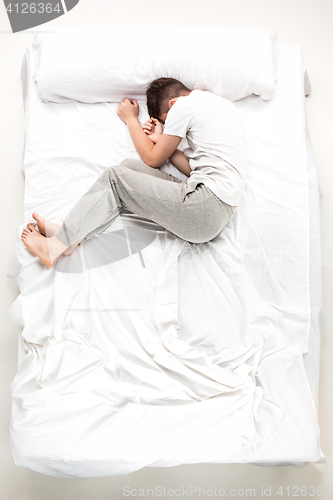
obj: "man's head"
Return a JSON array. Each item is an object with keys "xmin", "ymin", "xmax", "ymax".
[{"xmin": 146, "ymin": 78, "xmax": 191, "ymax": 123}]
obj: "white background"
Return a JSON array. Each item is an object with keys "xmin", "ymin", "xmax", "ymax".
[{"xmin": 0, "ymin": 1, "xmax": 332, "ymax": 498}]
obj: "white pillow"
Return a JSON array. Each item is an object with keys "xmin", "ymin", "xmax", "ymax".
[{"xmin": 32, "ymin": 25, "xmax": 280, "ymax": 105}]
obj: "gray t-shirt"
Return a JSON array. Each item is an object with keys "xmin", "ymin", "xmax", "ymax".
[{"xmin": 163, "ymin": 90, "xmax": 248, "ymax": 206}]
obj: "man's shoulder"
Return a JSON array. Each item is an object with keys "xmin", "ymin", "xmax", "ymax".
[{"xmin": 171, "ymin": 94, "xmax": 195, "ymax": 114}]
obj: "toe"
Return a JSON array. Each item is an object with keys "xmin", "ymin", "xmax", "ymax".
[{"xmin": 28, "ymin": 223, "xmax": 38, "ymax": 233}]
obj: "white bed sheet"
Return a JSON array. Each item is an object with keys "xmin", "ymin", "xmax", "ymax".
[{"xmin": 7, "ymin": 39, "xmax": 326, "ymax": 478}]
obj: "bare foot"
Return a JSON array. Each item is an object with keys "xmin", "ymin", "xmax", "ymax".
[
  {"xmin": 21, "ymin": 224, "xmax": 68, "ymax": 267},
  {"xmin": 61, "ymin": 237, "xmax": 84, "ymax": 256},
  {"xmin": 28, "ymin": 223, "xmax": 84, "ymax": 257},
  {"xmin": 31, "ymin": 214, "xmax": 84, "ymax": 256},
  {"xmin": 32, "ymin": 212, "xmax": 60, "ymax": 237}
]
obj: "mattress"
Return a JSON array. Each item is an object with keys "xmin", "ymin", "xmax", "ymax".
[{"xmin": 7, "ymin": 32, "xmax": 326, "ymax": 478}]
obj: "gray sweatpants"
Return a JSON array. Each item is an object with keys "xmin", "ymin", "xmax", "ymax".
[{"xmin": 54, "ymin": 159, "xmax": 234, "ymax": 247}]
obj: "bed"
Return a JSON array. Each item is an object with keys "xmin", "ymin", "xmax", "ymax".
[{"xmin": 7, "ymin": 25, "xmax": 326, "ymax": 478}]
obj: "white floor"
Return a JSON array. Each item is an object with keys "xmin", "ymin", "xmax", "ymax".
[{"xmin": 1, "ymin": 1, "xmax": 332, "ymax": 498}]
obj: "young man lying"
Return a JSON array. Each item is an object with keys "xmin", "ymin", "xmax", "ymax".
[{"xmin": 21, "ymin": 77, "xmax": 247, "ymax": 267}]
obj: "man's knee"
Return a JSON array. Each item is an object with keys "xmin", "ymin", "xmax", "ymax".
[
  {"xmin": 118, "ymin": 158, "xmax": 134, "ymax": 169},
  {"xmin": 118, "ymin": 158, "xmax": 147, "ymax": 171}
]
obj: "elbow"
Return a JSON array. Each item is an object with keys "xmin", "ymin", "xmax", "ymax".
[
  {"xmin": 145, "ymin": 159, "xmax": 156, "ymax": 168},
  {"xmin": 145, "ymin": 157, "xmax": 162, "ymax": 169}
]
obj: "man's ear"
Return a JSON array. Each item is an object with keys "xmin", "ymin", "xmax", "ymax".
[{"xmin": 168, "ymin": 98, "xmax": 178, "ymax": 109}]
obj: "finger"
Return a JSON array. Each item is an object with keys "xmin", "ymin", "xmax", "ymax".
[{"xmin": 132, "ymin": 100, "xmax": 139, "ymax": 110}]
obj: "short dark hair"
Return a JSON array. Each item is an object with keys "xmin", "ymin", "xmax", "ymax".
[{"xmin": 146, "ymin": 78, "xmax": 191, "ymax": 118}]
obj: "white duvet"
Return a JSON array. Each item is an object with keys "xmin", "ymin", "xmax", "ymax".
[{"xmin": 7, "ymin": 31, "xmax": 326, "ymax": 478}]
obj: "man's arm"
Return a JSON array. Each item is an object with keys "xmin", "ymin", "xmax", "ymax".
[
  {"xmin": 127, "ymin": 118, "xmax": 181, "ymax": 168},
  {"xmin": 169, "ymin": 149, "xmax": 191, "ymax": 177},
  {"xmin": 117, "ymin": 98, "xmax": 181, "ymax": 168},
  {"xmin": 143, "ymin": 118, "xmax": 190, "ymax": 176}
]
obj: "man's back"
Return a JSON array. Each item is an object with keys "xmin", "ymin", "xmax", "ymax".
[{"xmin": 163, "ymin": 89, "xmax": 248, "ymax": 207}]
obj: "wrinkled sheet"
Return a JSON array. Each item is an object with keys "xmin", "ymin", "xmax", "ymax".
[{"xmin": 7, "ymin": 42, "xmax": 326, "ymax": 478}]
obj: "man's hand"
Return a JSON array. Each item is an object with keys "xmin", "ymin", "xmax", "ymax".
[
  {"xmin": 118, "ymin": 103, "xmax": 181, "ymax": 168},
  {"xmin": 117, "ymin": 98, "xmax": 139, "ymax": 124},
  {"xmin": 143, "ymin": 118, "xmax": 163, "ymax": 144}
]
